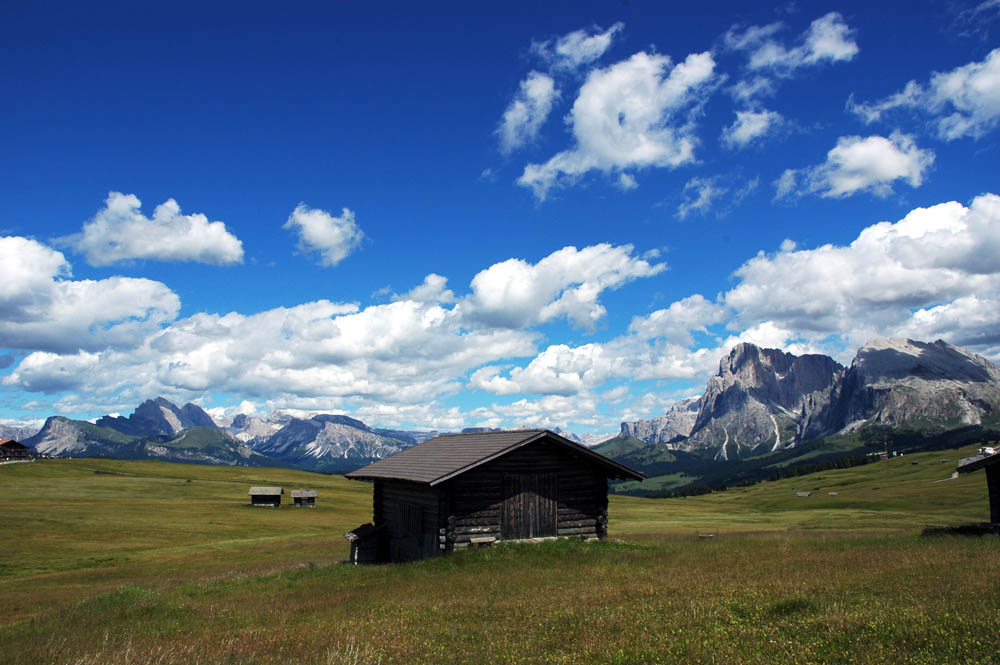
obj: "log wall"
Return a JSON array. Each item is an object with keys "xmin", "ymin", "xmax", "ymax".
[
  {"xmin": 443, "ymin": 440, "xmax": 609, "ymax": 549},
  {"xmin": 374, "ymin": 480, "xmax": 443, "ymax": 562}
]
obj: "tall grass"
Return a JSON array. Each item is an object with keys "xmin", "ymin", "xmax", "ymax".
[
  {"xmin": 4, "ymin": 537, "xmax": 998, "ymax": 664},
  {"xmin": 1, "ymin": 448, "xmax": 998, "ymax": 664}
]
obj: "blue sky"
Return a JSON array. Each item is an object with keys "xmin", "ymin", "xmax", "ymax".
[{"xmin": 2, "ymin": 0, "xmax": 999, "ymax": 435}]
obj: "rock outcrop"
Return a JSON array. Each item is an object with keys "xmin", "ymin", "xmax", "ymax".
[
  {"xmin": 227, "ymin": 414, "xmax": 282, "ymax": 448},
  {"xmin": 682, "ymin": 344, "xmax": 843, "ymax": 459},
  {"xmin": 619, "ymin": 338, "xmax": 1000, "ymax": 460},
  {"xmin": 812, "ymin": 338, "xmax": 1000, "ymax": 435},
  {"xmin": 96, "ymin": 397, "xmax": 220, "ymax": 437},
  {"xmin": 620, "ymin": 397, "xmax": 699, "ymax": 445},
  {"xmin": 256, "ymin": 415, "xmax": 413, "ymax": 470}
]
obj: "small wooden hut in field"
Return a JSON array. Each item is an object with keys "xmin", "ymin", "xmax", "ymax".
[
  {"xmin": 291, "ymin": 489, "xmax": 317, "ymax": 507},
  {"xmin": 0, "ymin": 440, "xmax": 31, "ymax": 461},
  {"xmin": 345, "ymin": 429, "xmax": 643, "ymax": 563},
  {"xmin": 248, "ymin": 486, "xmax": 283, "ymax": 507},
  {"xmin": 957, "ymin": 448, "xmax": 1000, "ymax": 523}
]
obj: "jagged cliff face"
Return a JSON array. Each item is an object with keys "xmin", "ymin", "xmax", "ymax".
[
  {"xmin": 619, "ymin": 338, "xmax": 1000, "ymax": 460},
  {"xmin": 820, "ymin": 338, "xmax": 1000, "ymax": 433},
  {"xmin": 26, "ymin": 417, "xmax": 87, "ymax": 455},
  {"xmin": 620, "ymin": 397, "xmax": 699, "ymax": 445},
  {"xmin": 96, "ymin": 398, "xmax": 219, "ymax": 437},
  {"xmin": 227, "ymin": 414, "xmax": 282, "ymax": 448},
  {"xmin": 682, "ymin": 344, "xmax": 844, "ymax": 459},
  {"xmin": 0, "ymin": 423, "xmax": 40, "ymax": 442},
  {"xmin": 257, "ymin": 415, "xmax": 411, "ymax": 466}
]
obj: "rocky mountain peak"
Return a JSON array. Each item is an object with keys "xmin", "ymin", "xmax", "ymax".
[
  {"xmin": 853, "ymin": 338, "xmax": 1000, "ymax": 383},
  {"xmin": 722, "ymin": 343, "xmax": 795, "ymax": 383},
  {"xmin": 620, "ymin": 397, "xmax": 700, "ymax": 446},
  {"xmin": 312, "ymin": 414, "xmax": 370, "ymax": 431},
  {"xmin": 822, "ymin": 337, "xmax": 1000, "ymax": 432},
  {"xmin": 97, "ymin": 397, "xmax": 219, "ymax": 437}
]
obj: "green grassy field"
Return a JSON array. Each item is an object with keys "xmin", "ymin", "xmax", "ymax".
[{"xmin": 1, "ymin": 445, "xmax": 998, "ymax": 664}]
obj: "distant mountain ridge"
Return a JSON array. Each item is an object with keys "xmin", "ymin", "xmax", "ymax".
[
  {"xmin": 96, "ymin": 397, "xmax": 219, "ymax": 436},
  {"xmin": 24, "ymin": 398, "xmax": 424, "ymax": 471},
  {"xmin": 621, "ymin": 338, "xmax": 1000, "ymax": 460},
  {"xmin": 620, "ymin": 397, "xmax": 700, "ymax": 444},
  {"xmin": 0, "ymin": 423, "xmax": 41, "ymax": 442}
]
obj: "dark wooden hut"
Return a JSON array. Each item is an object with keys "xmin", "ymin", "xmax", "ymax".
[
  {"xmin": 248, "ymin": 486, "xmax": 283, "ymax": 507},
  {"xmin": 344, "ymin": 523, "xmax": 382, "ymax": 564},
  {"xmin": 292, "ymin": 489, "xmax": 317, "ymax": 507},
  {"xmin": 0, "ymin": 440, "xmax": 31, "ymax": 461},
  {"xmin": 957, "ymin": 447, "xmax": 1000, "ymax": 523},
  {"xmin": 345, "ymin": 429, "xmax": 643, "ymax": 562}
]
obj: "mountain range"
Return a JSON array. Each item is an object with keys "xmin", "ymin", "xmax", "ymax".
[
  {"xmin": 617, "ymin": 337, "xmax": 1000, "ymax": 460},
  {"xmin": 17, "ymin": 337, "xmax": 1000, "ymax": 484},
  {"xmin": 23, "ymin": 400, "xmax": 424, "ymax": 471}
]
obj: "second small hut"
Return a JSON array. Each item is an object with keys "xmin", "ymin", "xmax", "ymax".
[{"xmin": 292, "ymin": 489, "xmax": 317, "ymax": 507}]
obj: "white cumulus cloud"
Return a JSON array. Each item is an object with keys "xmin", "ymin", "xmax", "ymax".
[
  {"xmin": 4, "ymin": 242, "xmax": 670, "ymax": 424},
  {"xmin": 518, "ymin": 50, "xmax": 717, "ymax": 200},
  {"xmin": 775, "ymin": 132, "xmax": 934, "ymax": 199},
  {"xmin": 850, "ymin": 48, "xmax": 1000, "ymax": 140},
  {"xmin": 724, "ymin": 193, "xmax": 1000, "ymax": 352},
  {"xmin": 533, "ymin": 23, "xmax": 624, "ymax": 70},
  {"xmin": 284, "ymin": 204, "xmax": 364, "ymax": 267},
  {"xmin": 0, "ymin": 236, "xmax": 179, "ymax": 354},
  {"xmin": 726, "ymin": 12, "xmax": 858, "ymax": 73},
  {"xmin": 721, "ymin": 109, "xmax": 783, "ymax": 149},
  {"xmin": 677, "ymin": 177, "xmax": 727, "ymax": 219},
  {"xmin": 461, "ymin": 243, "xmax": 665, "ymax": 329},
  {"xmin": 498, "ymin": 71, "xmax": 559, "ymax": 154},
  {"xmin": 66, "ymin": 192, "xmax": 244, "ymax": 266},
  {"xmin": 627, "ymin": 294, "xmax": 729, "ymax": 343},
  {"xmin": 393, "ymin": 273, "xmax": 456, "ymax": 304}
]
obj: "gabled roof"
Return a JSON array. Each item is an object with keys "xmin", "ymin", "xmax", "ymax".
[
  {"xmin": 291, "ymin": 489, "xmax": 317, "ymax": 498},
  {"xmin": 345, "ymin": 429, "xmax": 644, "ymax": 485},
  {"xmin": 248, "ymin": 486, "xmax": 284, "ymax": 495}
]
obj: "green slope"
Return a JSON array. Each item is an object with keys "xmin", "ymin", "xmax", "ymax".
[
  {"xmin": 607, "ymin": 423, "xmax": 1000, "ymax": 496},
  {"xmin": 611, "ymin": 441, "xmax": 991, "ymax": 535},
  {"xmin": 1, "ymin": 451, "xmax": 997, "ymax": 665}
]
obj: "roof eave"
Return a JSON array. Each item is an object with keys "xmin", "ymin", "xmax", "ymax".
[{"xmin": 958, "ymin": 451, "xmax": 1000, "ymax": 473}]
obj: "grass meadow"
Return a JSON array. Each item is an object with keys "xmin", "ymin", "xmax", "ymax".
[{"xmin": 1, "ymin": 445, "xmax": 998, "ymax": 664}]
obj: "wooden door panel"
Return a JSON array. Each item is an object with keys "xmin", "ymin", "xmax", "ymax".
[{"xmin": 503, "ymin": 472, "xmax": 557, "ymax": 539}]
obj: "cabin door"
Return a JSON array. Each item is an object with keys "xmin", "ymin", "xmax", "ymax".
[{"xmin": 502, "ymin": 473, "xmax": 557, "ymax": 540}]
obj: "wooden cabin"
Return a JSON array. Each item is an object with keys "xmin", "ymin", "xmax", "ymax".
[
  {"xmin": 291, "ymin": 489, "xmax": 317, "ymax": 507},
  {"xmin": 248, "ymin": 486, "xmax": 283, "ymax": 507},
  {"xmin": 0, "ymin": 440, "xmax": 31, "ymax": 461},
  {"xmin": 345, "ymin": 429, "xmax": 643, "ymax": 563},
  {"xmin": 957, "ymin": 448, "xmax": 1000, "ymax": 523}
]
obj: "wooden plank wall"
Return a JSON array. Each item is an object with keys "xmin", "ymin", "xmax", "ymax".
[
  {"xmin": 444, "ymin": 440, "xmax": 609, "ymax": 548},
  {"xmin": 377, "ymin": 480, "xmax": 442, "ymax": 562}
]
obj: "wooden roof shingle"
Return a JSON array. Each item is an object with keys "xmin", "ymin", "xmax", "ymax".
[{"xmin": 345, "ymin": 429, "xmax": 643, "ymax": 485}]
